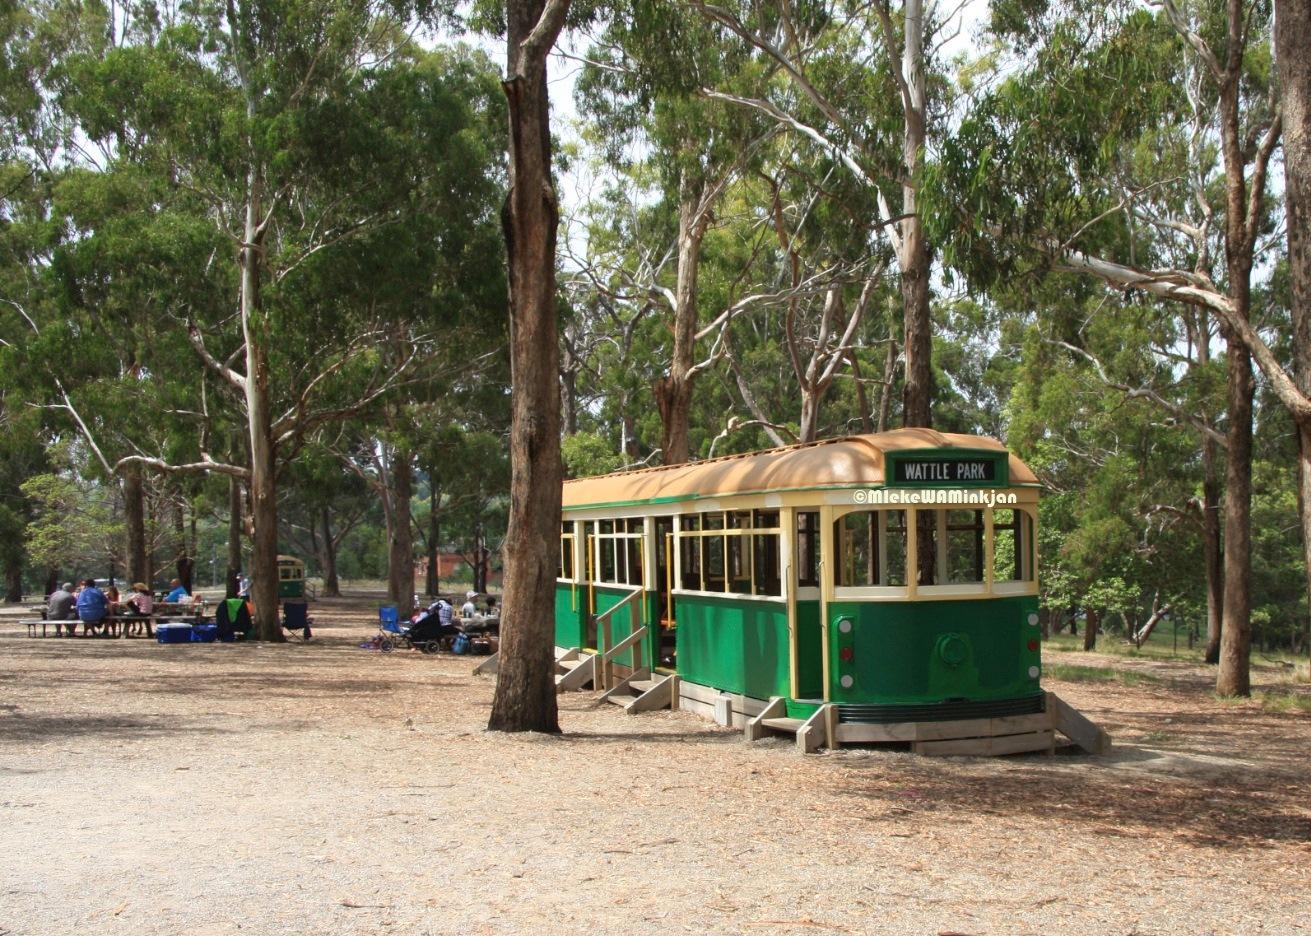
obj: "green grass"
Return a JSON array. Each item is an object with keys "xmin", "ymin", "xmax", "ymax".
[
  {"xmin": 1254, "ymin": 691, "xmax": 1311, "ymax": 714},
  {"xmin": 1044, "ymin": 662, "xmax": 1160, "ymax": 687}
]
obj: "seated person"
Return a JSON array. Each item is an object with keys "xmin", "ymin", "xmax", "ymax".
[
  {"xmin": 461, "ymin": 591, "xmax": 478, "ymax": 619},
  {"xmin": 407, "ymin": 597, "xmax": 461, "ymax": 646},
  {"xmin": 76, "ymin": 579, "xmax": 109, "ymax": 635},
  {"xmin": 164, "ymin": 578, "xmax": 189, "ymax": 603},
  {"xmin": 123, "ymin": 582, "xmax": 154, "ymax": 616},
  {"xmin": 47, "ymin": 582, "xmax": 76, "ymax": 622}
]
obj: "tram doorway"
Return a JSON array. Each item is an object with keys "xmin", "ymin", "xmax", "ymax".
[{"xmin": 654, "ymin": 517, "xmax": 676, "ymax": 669}]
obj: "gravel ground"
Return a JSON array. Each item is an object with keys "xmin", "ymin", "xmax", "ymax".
[{"xmin": 2, "ymin": 596, "xmax": 1309, "ymax": 936}]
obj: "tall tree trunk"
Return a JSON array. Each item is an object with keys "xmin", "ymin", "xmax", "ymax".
[
  {"xmin": 898, "ymin": 0, "xmax": 932, "ymax": 429},
  {"xmin": 226, "ymin": 473, "xmax": 243, "ymax": 599},
  {"xmin": 1277, "ymin": 0, "xmax": 1311, "ymax": 660},
  {"xmin": 387, "ymin": 447, "xmax": 415, "ymax": 619},
  {"xmin": 489, "ymin": 0, "xmax": 568, "ymax": 734},
  {"xmin": 798, "ymin": 389, "xmax": 822, "ymax": 443},
  {"xmin": 5, "ymin": 563, "xmax": 22, "ymax": 602},
  {"xmin": 561, "ymin": 367, "xmax": 578, "ymax": 436},
  {"xmin": 174, "ymin": 499, "xmax": 194, "ymax": 593},
  {"xmin": 240, "ymin": 170, "xmax": 282, "ymax": 642},
  {"xmin": 1083, "ymin": 608, "xmax": 1099, "ymax": 651},
  {"xmin": 475, "ymin": 523, "xmax": 489, "ymax": 593},
  {"xmin": 122, "ymin": 463, "xmax": 148, "ymax": 585},
  {"xmin": 319, "ymin": 507, "xmax": 340, "ymax": 597},
  {"xmin": 1215, "ymin": 58, "xmax": 1256, "ymax": 695},
  {"xmin": 44, "ymin": 569, "xmax": 59, "ymax": 599},
  {"xmin": 654, "ymin": 171, "xmax": 710, "ymax": 466},
  {"xmin": 877, "ymin": 336, "xmax": 898, "ymax": 433},
  {"xmin": 848, "ymin": 350, "xmax": 874, "ymax": 434},
  {"xmin": 426, "ymin": 469, "xmax": 440, "ymax": 597}
]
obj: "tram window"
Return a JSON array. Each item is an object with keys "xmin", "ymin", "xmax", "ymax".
[
  {"xmin": 600, "ymin": 535, "xmax": 616, "ymax": 582},
  {"xmin": 559, "ymin": 523, "xmax": 574, "ymax": 579},
  {"xmin": 883, "ymin": 510, "xmax": 907, "ymax": 586},
  {"xmin": 625, "ymin": 535, "xmax": 643, "ymax": 586},
  {"xmin": 752, "ymin": 531, "xmax": 781, "ymax": 596},
  {"xmin": 993, "ymin": 508, "xmax": 1033, "ymax": 580},
  {"xmin": 797, "ymin": 512, "xmax": 820, "ymax": 588},
  {"xmin": 706, "ymin": 532, "xmax": 725, "ymax": 590},
  {"xmin": 834, "ymin": 510, "xmax": 906, "ymax": 587},
  {"xmin": 946, "ymin": 509, "xmax": 985, "ymax": 584},
  {"xmin": 915, "ymin": 510, "xmax": 940, "ymax": 586},
  {"xmin": 679, "ymin": 515, "xmax": 702, "ymax": 590}
]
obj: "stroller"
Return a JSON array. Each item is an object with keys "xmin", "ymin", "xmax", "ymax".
[{"xmin": 378, "ymin": 603, "xmax": 460, "ymax": 654}]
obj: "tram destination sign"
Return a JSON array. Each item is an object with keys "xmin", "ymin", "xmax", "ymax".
[{"xmin": 891, "ymin": 455, "xmax": 999, "ymax": 485}]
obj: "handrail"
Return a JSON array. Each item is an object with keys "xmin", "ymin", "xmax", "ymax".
[{"xmin": 594, "ymin": 586, "xmax": 645, "ymax": 691}]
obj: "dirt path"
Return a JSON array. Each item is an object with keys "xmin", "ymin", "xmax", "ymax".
[{"xmin": 2, "ymin": 597, "xmax": 1309, "ymax": 935}]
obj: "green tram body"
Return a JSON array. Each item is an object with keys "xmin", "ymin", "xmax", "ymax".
[
  {"xmin": 555, "ymin": 430, "xmax": 1043, "ymax": 725},
  {"xmin": 277, "ymin": 555, "xmax": 306, "ymax": 600}
]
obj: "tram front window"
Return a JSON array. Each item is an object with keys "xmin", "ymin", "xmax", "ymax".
[{"xmin": 834, "ymin": 509, "xmax": 907, "ymax": 587}]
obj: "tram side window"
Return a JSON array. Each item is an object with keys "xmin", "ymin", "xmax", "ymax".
[
  {"xmin": 946, "ymin": 509, "xmax": 986, "ymax": 584},
  {"xmin": 797, "ymin": 512, "xmax": 820, "ymax": 588},
  {"xmin": 559, "ymin": 523, "xmax": 574, "ymax": 579},
  {"xmin": 751, "ymin": 510, "xmax": 781, "ymax": 597},
  {"xmin": 623, "ymin": 519, "xmax": 643, "ymax": 586},
  {"xmin": 993, "ymin": 508, "xmax": 1034, "ymax": 580},
  {"xmin": 598, "ymin": 520, "xmax": 617, "ymax": 582},
  {"xmin": 680, "ymin": 514, "xmax": 702, "ymax": 590},
  {"xmin": 834, "ymin": 509, "xmax": 907, "ymax": 587}
]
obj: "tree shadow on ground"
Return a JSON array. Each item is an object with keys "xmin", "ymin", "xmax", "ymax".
[
  {"xmin": 0, "ymin": 713, "xmax": 244, "ymax": 745},
  {"xmin": 831, "ymin": 740, "xmax": 1311, "ymax": 850}
]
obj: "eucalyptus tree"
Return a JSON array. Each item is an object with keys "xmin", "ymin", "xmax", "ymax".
[
  {"xmin": 927, "ymin": 0, "xmax": 1281, "ymax": 695},
  {"xmin": 486, "ymin": 0, "xmax": 570, "ymax": 734},
  {"xmin": 689, "ymin": 0, "xmax": 949, "ymax": 428},
  {"xmin": 20, "ymin": 1, "xmax": 506, "ymax": 638},
  {"xmin": 575, "ymin": 0, "xmax": 775, "ymax": 463}
]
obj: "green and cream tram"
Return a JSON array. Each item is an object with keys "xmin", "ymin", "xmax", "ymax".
[{"xmin": 554, "ymin": 430, "xmax": 1051, "ymax": 746}]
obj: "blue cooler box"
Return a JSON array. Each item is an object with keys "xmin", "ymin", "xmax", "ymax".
[
  {"xmin": 157, "ymin": 623, "xmax": 194, "ymax": 644},
  {"xmin": 191, "ymin": 624, "xmax": 218, "ymax": 643}
]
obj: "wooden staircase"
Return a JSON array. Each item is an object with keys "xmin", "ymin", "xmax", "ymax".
[
  {"xmin": 745, "ymin": 698, "xmax": 830, "ymax": 753},
  {"xmin": 598, "ymin": 669, "xmax": 678, "ymax": 714},
  {"xmin": 555, "ymin": 647, "xmax": 596, "ymax": 692}
]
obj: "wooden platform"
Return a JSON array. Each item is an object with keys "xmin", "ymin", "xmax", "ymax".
[{"xmin": 670, "ymin": 681, "xmax": 1112, "ymax": 757}]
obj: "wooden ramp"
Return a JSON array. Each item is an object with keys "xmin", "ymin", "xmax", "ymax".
[{"xmin": 598, "ymin": 670, "xmax": 678, "ymax": 714}]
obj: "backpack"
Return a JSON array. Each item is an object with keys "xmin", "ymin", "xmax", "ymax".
[{"xmin": 451, "ymin": 633, "xmax": 471, "ymax": 655}]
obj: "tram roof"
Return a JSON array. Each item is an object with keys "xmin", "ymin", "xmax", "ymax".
[{"xmin": 562, "ymin": 429, "xmax": 1038, "ymax": 509}]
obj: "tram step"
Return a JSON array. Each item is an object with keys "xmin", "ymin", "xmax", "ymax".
[
  {"xmin": 603, "ymin": 691, "xmax": 636, "ymax": 706},
  {"xmin": 557, "ymin": 657, "xmax": 587, "ymax": 671},
  {"xmin": 760, "ymin": 717, "xmax": 807, "ymax": 734}
]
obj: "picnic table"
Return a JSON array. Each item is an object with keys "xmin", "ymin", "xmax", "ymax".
[{"xmin": 20, "ymin": 603, "xmax": 211, "ymax": 639}]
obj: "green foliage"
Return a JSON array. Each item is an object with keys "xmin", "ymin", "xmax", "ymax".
[
  {"xmin": 21, "ymin": 470, "xmax": 123, "ymax": 575},
  {"xmin": 562, "ymin": 432, "xmax": 624, "ymax": 478}
]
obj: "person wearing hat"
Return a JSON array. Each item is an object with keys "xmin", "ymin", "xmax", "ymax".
[
  {"xmin": 123, "ymin": 582, "xmax": 154, "ymax": 616},
  {"xmin": 460, "ymin": 591, "xmax": 478, "ymax": 619}
]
